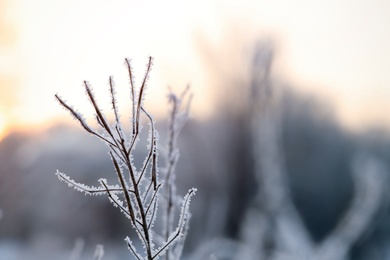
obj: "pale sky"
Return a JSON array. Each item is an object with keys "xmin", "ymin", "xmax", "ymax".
[{"xmin": 1, "ymin": 0, "xmax": 390, "ymax": 138}]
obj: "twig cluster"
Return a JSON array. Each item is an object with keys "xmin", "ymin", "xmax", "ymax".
[{"xmin": 55, "ymin": 57, "xmax": 196, "ymax": 260}]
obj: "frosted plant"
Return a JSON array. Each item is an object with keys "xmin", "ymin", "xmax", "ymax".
[
  {"xmin": 161, "ymin": 86, "xmax": 193, "ymax": 260},
  {"xmin": 55, "ymin": 57, "xmax": 196, "ymax": 260},
  {"xmin": 93, "ymin": 244, "xmax": 104, "ymax": 260},
  {"xmin": 69, "ymin": 238, "xmax": 85, "ymax": 260},
  {"xmin": 188, "ymin": 43, "xmax": 387, "ymax": 260},
  {"xmin": 236, "ymin": 43, "xmax": 387, "ymax": 260}
]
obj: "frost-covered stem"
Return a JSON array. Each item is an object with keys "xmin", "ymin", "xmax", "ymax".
[
  {"xmin": 93, "ymin": 244, "xmax": 104, "ymax": 260},
  {"xmin": 164, "ymin": 186, "xmax": 174, "ymax": 260},
  {"xmin": 138, "ymin": 107, "xmax": 158, "ymax": 189},
  {"xmin": 163, "ymin": 97, "xmax": 179, "ymax": 250},
  {"xmin": 129, "ymin": 56, "xmax": 152, "ymax": 145},
  {"xmin": 110, "ymin": 152, "xmax": 136, "ymax": 223},
  {"xmin": 314, "ymin": 154, "xmax": 386, "ymax": 260},
  {"xmin": 126, "ymin": 156, "xmax": 153, "ymax": 260},
  {"xmin": 238, "ymin": 44, "xmax": 312, "ymax": 259},
  {"xmin": 125, "ymin": 58, "xmax": 137, "ymax": 138},
  {"xmin": 162, "ymin": 87, "xmax": 191, "ymax": 260},
  {"xmin": 153, "ymin": 188, "xmax": 197, "ymax": 259},
  {"xmin": 70, "ymin": 238, "xmax": 84, "ymax": 260}
]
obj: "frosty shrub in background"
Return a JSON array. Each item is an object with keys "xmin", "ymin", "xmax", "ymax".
[
  {"xmin": 55, "ymin": 57, "xmax": 196, "ymax": 260},
  {"xmin": 186, "ymin": 42, "xmax": 388, "ymax": 260}
]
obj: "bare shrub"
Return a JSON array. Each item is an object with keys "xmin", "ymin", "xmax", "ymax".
[{"xmin": 55, "ymin": 57, "xmax": 196, "ymax": 260}]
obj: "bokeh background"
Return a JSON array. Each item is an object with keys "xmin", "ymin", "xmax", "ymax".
[{"xmin": 1, "ymin": 0, "xmax": 390, "ymax": 259}]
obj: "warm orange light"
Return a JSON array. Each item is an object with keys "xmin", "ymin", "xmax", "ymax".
[
  {"xmin": 0, "ymin": 113, "xmax": 7, "ymax": 141},
  {"xmin": 0, "ymin": 0, "xmax": 388, "ymax": 135}
]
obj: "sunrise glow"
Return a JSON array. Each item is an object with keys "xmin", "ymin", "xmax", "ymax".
[
  {"xmin": 0, "ymin": 113, "xmax": 6, "ymax": 140},
  {"xmin": 0, "ymin": 0, "xmax": 390, "ymax": 138}
]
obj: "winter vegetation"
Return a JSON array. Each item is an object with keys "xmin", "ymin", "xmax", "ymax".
[
  {"xmin": 239, "ymin": 44, "xmax": 386, "ymax": 260},
  {"xmin": 54, "ymin": 57, "xmax": 196, "ymax": 260},
  {"xmin": 182, "ymin": 43, "xmax": 388, "ymax": 260},
  {"xmin": 0, "ymin": 43, "xmax": 390, "ymax": 260}
]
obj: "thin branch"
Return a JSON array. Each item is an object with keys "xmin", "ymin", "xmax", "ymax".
[
  {"xmin": 55, "ymin": 94, "xmax": 116, "ymax": 147},
  {"xmin": 110, "ymin": 151, "xmax": 136, "ymax": 223},
  {"xmin": 137, "ymin": 107, "xmax": 157, "ymax": 189},
  {"xmin": 109, "ymin": 145, "xmax": 127, "ymax": 165},
  {"xmin": 56, "ymin": 171, "xmax": 132, "ymax": 195},
  {"xmin": 100, "ymin": 180, "xmax": 131, "ymax": 219},
  {"xmin": 124, "ymin": 58, "xmax": 136, "ymax": 138},
  {"xmin": 152, "ymin": 188, "xmax": 197, "ymax": 259},
  {"xmin": 134, "ymin": 57, "xmax": 153, "ymax": 139},
  {"xmin": 109, "ymin": 77, "xmax": 121, "ymax": 127},
  {"xmin": 84, "ymin": 81, "xmax": 113, "ymax": 137},
  {"xmin": 142, "ymin": 179, "xmax": 154, "ymax": 205},
  {"xmin": 146, "ymin": 182, "xmax": 163, "ymax": 216},
  {"xmin": 125, "ymin": 237, "xmax": 143, "ymax": 260},
  {"xmin": 148, "ymin": 197, "xmax": 158, "ymax": 230}
]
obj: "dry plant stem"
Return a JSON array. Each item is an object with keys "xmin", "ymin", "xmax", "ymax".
[
  {"xmin": 163, "ymin": 86, "xmax": 192, "ymax": 260},
  {"xmin": 156, "ymin": 188, "xmax": 196, "ymax": 259},
  {"xmin": 124, "ymin": 58, "xmax": 136, "ymax": 137},
  {"xmin": 109, "ymin": 152, "xmax": 136, "ymax": 222},
  {"xmin": 55, "ymin": 57, "xmax": 196, "ymax": 260}
]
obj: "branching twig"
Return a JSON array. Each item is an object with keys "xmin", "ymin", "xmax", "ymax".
[{"xmin": 55, "ymin": 57, "xmax": 196, "ymax": 260}]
